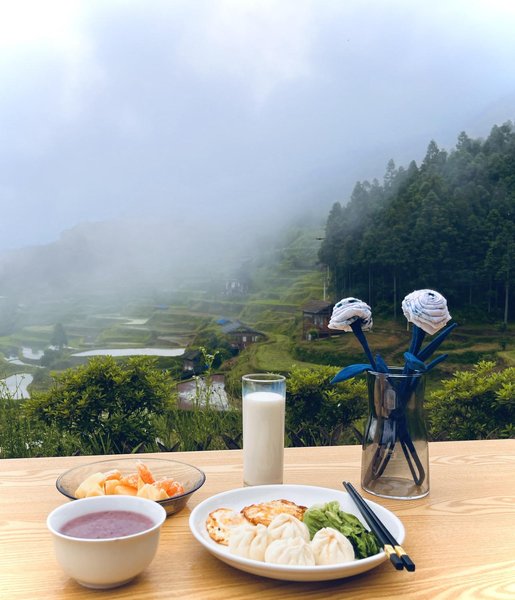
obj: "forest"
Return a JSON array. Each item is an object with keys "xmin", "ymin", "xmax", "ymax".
[{"xmin": 318, "ymin": 122, "xmax": 515, "ymax": 323}]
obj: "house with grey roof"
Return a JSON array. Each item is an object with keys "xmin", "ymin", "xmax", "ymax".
[
  {"xmin": 301, "ymin": 300, "xmax": 336, "ymax": 339},
  {"xmin": 219, "ymin": 320, "xmax": 265, "ymax": 351}
]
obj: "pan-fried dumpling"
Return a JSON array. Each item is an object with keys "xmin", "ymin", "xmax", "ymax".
[
  {"xmin": 266, "ymin": 513, "xmax": 310, "ymax": 542},
  {"xmin": 311, "ymin": 527, "xmax": 355, "ymax": 565},
  {"xmin": 264, "ymin": 537, "xmax": 316, "ymax": 566},
  {"xmin": 229, "ymin": 523, "xmax": 269, "ymax": 561}
]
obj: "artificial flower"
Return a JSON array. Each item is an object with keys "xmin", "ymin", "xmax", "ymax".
[
  {"xmin": 401, "ymin": 289, "xmax": 451, "ymax": 335},
  {"xmin": 328, "ymin": 297, "xmax": 375, "ymax": 369},
  {"xmin": 328, "ymin": 298, "xmax": 373, "ymax": 332},
  {"xmin": 329, "ymin": 290, "xmax": 456, "ymax": 383}
]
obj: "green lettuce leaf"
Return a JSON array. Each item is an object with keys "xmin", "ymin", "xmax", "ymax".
[{"xmin": 302, "ymin": 501, "xmax": 380, "ymax": 559}]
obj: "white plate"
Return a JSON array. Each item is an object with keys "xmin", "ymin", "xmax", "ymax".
[{"xmin": 189, "ymin": 484, "xmax": 405, "ymax": 582}]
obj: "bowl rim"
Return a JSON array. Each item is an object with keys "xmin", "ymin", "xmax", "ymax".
[
  {"xmin": 47, "ymin": 494, "xmax": 167, "ymax": 542},
  {"xmin": 55, "ymin": 456, "xmax": 206, "ymax": 504}
]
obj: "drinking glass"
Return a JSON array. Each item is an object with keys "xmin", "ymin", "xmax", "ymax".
[{"xmin": 242, "ymin": 374, "xmax": 286, "ymax": 486}]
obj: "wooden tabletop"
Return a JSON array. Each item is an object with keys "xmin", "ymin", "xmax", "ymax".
[{"xmin": 1, "ymin": 439, "xmax": 514, "ymax": 599}]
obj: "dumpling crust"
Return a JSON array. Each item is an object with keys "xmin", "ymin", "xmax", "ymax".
[
  {"xmin": 206, "ymin": 508, "xmax": 248, "ymax": 545},
  {"xmin": 241, "ymin": 499, "xmax": 307, "ymax": 526}
]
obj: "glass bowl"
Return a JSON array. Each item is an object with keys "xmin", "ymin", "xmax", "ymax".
[{"xmin": 56, "ymin": 457, "xmax": 206, "ymax": 516}]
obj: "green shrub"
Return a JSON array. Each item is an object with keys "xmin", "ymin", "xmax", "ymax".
[
  {"xmin": 427, "ymin": 361, "xmax": 515, "ymax": 440},
  {"xmin": 0, "ymin": 387, "xmax": 79, "ymax": 459},
  {"xmin": 286, "ymin": 365, "xmax": 367, "ymax": 446},
  {"xmin": 39, "ymin": 348, "xmax": 75, "ymax": 370},
  {"xmin": 24, "ymin": 356, "xmax": 173, "ymax": 454},
  {"xmin": 190, "ymin": 331, "xmax": 233, "ymax": 366}
]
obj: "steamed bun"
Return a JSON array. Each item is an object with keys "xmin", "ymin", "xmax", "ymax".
[
  {"xmin": 267, "ymin": 513, "xmax": 310, "ymax": 542},
  {"xmin": 311, "ymin": 527, "xmax": 355, "ymax": 565},
  {"xmin": 264, "ymin": 538, "xmax": 316, "ymax": 566},
  {"xmin": 229, "ymin": 523, "xmax": 269, "ymax": 561}
]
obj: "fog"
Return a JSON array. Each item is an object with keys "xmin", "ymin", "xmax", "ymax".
[{"xmin": 1, "ymin": 0, "xmax": 515, "ymax": 294}]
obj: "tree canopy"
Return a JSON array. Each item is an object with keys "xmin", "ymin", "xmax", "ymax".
[
  {"xmin": 50, "ymin": 323, "xmax": 68, "ymax": 349},
  {"xmin": 25, "ymin": 356, "xmax": 173, "ymax": 453},
  {"xmin": 319, "ymin": 122, "xmax": 515, "ymax": 322}
]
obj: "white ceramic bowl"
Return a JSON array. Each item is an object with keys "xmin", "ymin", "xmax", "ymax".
[{"xmin": 47, "ymin": 495, "xmax": 166, "ymax": 589}]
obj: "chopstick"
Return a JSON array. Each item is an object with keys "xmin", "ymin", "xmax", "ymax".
[{"xmin": 343, "ymin": 481, "xmax": 415, "ymax": 572}]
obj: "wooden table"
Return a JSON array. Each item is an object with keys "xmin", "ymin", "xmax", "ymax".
[{"xmin": 1, "ymin": 440, "xmax": 514, "ymax": 599}]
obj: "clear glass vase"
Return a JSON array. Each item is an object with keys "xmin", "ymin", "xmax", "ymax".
[{"xmin": 361, "ymin": 369, "xmax": 429, "ymax": 500}]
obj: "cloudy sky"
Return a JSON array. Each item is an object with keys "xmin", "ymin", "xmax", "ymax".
[{"xmin": 1, "ymin": 0, "xmax": 515, "ymax": 253}]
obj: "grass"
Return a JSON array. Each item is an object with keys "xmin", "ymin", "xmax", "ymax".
[
  {"xmin": 96, "ymin": 327, "xmax": 152, "ymax": 345},
  {"xmin": 222, "ymin": 332, "xmax": 334, "ymax": 399},
  {"xmin": 252, "ymin": 333, "xmax": 328, "ymax": 372}
]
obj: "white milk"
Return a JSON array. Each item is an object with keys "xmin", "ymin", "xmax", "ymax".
[{"xmin": 243, "ymin": 391, "xmax": 285, "ymax": 486}]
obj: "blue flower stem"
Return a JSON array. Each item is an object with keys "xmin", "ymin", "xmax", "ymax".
[
  {"xmin": 393, "ymin": 325, "xmax": 425, "ymax": 485},
  {"xmin": 408, "ymin": 324, "xmax": 418, "ymax": 355},
  {"xmin": 350, "ymin": 321, "xmax": 376, "ymax": 371},
  {"xmin": 403, "ymin": 325, "xmax": 426, "ymax": 383},
  {"xmin": 418, "ymin": 322, "xmax": 458, "ymax": 362},
  {"xmin": 375, "ymin": 354, "xmax": 390, "ymax": 373},
  {"xmin": 413, "ymin": 325, "xmax": 426, "ymax": 356},
  {"xmin": 405, "ymin": 325, "xmax": 425, "ymax": 368}
]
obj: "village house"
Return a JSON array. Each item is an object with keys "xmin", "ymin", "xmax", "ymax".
[
  {"xmin": 301, "ymin": 300, "xmax": 335, "ymax": 340},
  {"xmin": 181, "ymin": 349, "xmax": 203, "ymax": 375},
  {"xmin": 219, "ymin": 320, "xmax": 265, "ymax": 352}
]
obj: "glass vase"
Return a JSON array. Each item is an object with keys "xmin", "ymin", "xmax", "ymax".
[{"xmin": 361, "ymin": 369, "xmax": 429, "ymax": 500}]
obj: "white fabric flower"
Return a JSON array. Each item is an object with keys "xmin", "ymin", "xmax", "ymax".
[
  {"xmin": 328, "ymin": 297, "xmax": 373, "ymax": 332},
  {"xmin": 401, "ymin": 289, "xmax": 451, "ymax": 335}
]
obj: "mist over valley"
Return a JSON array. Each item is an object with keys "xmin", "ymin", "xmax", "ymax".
[{"xmin": 0, "ymin": 1, "xmax": 514, "ymax": 407}]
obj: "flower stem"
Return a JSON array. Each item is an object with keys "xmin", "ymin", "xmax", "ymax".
[
  {"xmin": 407, "ymin": 324, "xmax": 425, "ymax": 356},
  {"xmin": 350, "ymin": 321, "xmax": 376, "ymax": 370},
  {"xmin": 418, "ymin": 322, "xmax": 458, "ymax": 361}
]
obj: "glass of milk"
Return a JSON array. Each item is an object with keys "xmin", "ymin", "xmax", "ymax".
[{"xmin": 242, "ymin": 374, "xmax": 286, "ymax": 486}]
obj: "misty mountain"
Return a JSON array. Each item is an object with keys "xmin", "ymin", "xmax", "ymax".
[{"xmin": 0, "ymin": 217, "xmax": 249, "ymax": 302}]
